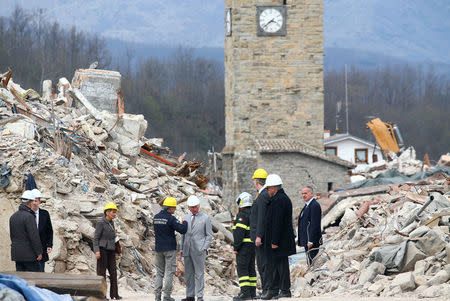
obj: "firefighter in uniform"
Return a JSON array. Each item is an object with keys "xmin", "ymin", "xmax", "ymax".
[{"xmin": 233, "ymin": 192, "xmax": 257, "ymax": 300}]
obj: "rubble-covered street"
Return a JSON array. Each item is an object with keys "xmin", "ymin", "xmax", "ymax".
[{"xmin": 1, "ymin": 68, "xmax": 449, "ymax": 299}]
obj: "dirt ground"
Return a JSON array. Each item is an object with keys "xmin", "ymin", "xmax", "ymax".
[{"xmin": 118, "ymin": 295, "xmax": 448, "ymax": 301}]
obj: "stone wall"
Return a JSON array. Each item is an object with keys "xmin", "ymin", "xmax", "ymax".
[
  {"xmin": 222, "ymin": 150, "xmax": 350, "ymax": 211},
  {"xmin": 222, "ymin": 151, "xmax": 258, "ymax": 209},
  {"xmin": 224, "ymin": 0, "xmax": 324, "ymax": 150},
  {"xmin": 259, "ymin": 152, "xmax": 349, "ymax": 201}
]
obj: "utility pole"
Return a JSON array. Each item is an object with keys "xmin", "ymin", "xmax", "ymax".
[{"xmin": 345, "ymin": 64, "xmax": 349, "ymax": 134}]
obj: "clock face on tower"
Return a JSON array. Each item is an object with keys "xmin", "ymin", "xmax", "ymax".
[
  {"xmin": 257, "ymin": 6, "xmax": 286, "ymax": 36},
  {"xmin": 225, "ymin": 8, "xmax": 232, "ymax": 36}
]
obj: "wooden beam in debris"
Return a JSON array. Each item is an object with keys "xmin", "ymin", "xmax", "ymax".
[
  {"xmin": 9, "ymin": 85, "xmax": 31, "ymax": 112},
  {"xmin": 116, "ymin": 89, "xmax": 125, "ymax": 115},
  {"xmin": 1, "ymin": 271, "xmax": 106, "ymax": 298}
]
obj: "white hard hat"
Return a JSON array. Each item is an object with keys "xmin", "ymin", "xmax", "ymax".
[
  {"xmin": 187, "ymin": 195, "xmax": 200, "ymax": 207},
  {"xmin": 266, "ymin": 174, "xmax": 283, "ymax": 186},
  {"xmin": 21, "ymin": 190, "xmax": 35, "ymax": 202},
  {"xmin": 236, "ymin": 192, "xmax": 252, "ymax": 208},
  {"xmin": 31, "ymin": 189, "xmax": 42, "ymax": 199}
]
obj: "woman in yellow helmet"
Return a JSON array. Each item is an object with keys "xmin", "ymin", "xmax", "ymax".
[{"xmin": 93, "ymin": 202, "xmax": 122, "ymax": 300}]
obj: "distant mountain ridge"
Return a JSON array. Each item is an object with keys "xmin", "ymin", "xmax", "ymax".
[{"xmin": 3, "ymin": 0, "xmax": 450, "ymax": 66}]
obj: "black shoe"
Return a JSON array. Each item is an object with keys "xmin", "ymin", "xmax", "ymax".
[
  {"xmin": 261, "ymin": 291, "xmax": 278, "ymax": 300},
  {"xmin": 233, "ymin": 293, "xmax": 252, "ymax": 300},
  {"xmin": 275, "ymin": 292, "xmax": 291, "ymax": 299},
  {"xmin": 111, "ymin": 297, "xmax": 122, "ymax": 300}
]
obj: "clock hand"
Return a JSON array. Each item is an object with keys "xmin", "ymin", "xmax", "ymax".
[{"xmin": 263, "ymin": 19, "xmax": 275, "ymax": 29}]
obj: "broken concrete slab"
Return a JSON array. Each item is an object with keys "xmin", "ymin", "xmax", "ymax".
[
  {"xmin": 72, "ymin": 69, "xmax": 121, "ymax": 113},
  {"xmin": 391, "ymin": 272, "xmax": 416, "ymax": 291},
  {"xmin": 402, "ymin": 241, "xmax": 427, "ymax": 272},
  {"xmin": 358, "ymin": 262, "xmax": 386, "ymax": 284}
]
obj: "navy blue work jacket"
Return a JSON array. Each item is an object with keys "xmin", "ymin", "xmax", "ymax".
[{"xmin": 153, "ymin": 209, "xmax": 188, "ymax": 252}]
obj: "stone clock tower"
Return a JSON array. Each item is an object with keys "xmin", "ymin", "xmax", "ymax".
[{"xmin": 222, "ymin": 0, "xmax": 352, "ymax": 205}]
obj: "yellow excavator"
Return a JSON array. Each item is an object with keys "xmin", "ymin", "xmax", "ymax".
[{"xmin": 366, "ymin": 118, "xmax": 405, "ymax": 156}]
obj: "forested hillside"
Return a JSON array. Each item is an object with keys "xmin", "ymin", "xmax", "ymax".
[{"xmin": 0, "ymin": 7, "xmax": 448, "ymax": 161}]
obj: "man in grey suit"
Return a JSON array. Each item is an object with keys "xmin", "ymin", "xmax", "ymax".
[{"xmin": 180, "ymin": 195, "xmax": 213, "ymax": 301}]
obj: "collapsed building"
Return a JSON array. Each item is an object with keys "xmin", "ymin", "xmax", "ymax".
[{"xmin": 0, "ymin": 68, "xmax": 449, "ymax": 299}]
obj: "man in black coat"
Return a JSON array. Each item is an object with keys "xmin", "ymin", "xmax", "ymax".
[
  {"xmin": 31, "ymin": 189, "xmax": 53, "ymax": 272},
  {"xmin": 262, "ymin": 175, "xmax": 296, "ymax": 300},
  {"xmin": 297, "ymin": 186, "xmax": 322, "ymax": 266},
  {"xmin": 9, "ymin": 190, "xmax": 42, "ymax": 272},
  {"xmin": 249, "ymin": 169, "xmax": 270, "ymax": 297}
]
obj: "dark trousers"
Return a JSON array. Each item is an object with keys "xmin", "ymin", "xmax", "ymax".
[
  {"xmin": 15, "ymin": 261, "xmax": 40, "ymax": 272},
  {"xmin": 97, "ymin": 248, "xmax": 119, "ymax": 299},
  {"xmin": 236, "ymin": 244, "xmax": 256, "ymax": 297},
  {"xmin": 305, "ymin": 245, "xmax": 319, "ymax": 266},
  {"xmin": 39, "ymin": 260, "xmax": 46, "ymax": 272},
  {"xmin": 255, "ymin": 246, "xmax": 267, "ymax": 293},
  {"xmin": 266, "ymin": 256, "xmax": 291, "ymax": 294}
]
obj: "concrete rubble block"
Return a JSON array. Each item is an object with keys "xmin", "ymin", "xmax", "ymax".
[
  {"xmin": 326, "ymin": 255, "xmax": 345, "ymax": 272},
  {"xmin": 42, "ymin": 79, "xmax": 52, "ymax": 102},
  {"xmin": 71, "ymin": 69, "xmax": 121, "ymax": 113},
  {"xmin": 414, "ymin": 259, "xmax": 430, "ymax": 275},
  {"xmin": 116, "ymin": 133, "xmax": 141, "ymax": 157},
  {"xmin": 340, "ymin": 208, "xmax": 358, "ymax": 228},
  {"xmin": 367, "ymin": 275, "xmax": 389, "ymax": 294},
  {"xmin": 426, "ymin": 269, "xmax": 450, "ymax": 286},
  {"xmin": 359, "ymin": 262, "xmax": 386, "ymax": 284},
  {"xmin": 5, "ymin": 119, "xmax": 35, "ymax": 139},
  {"xmin": 119, "ymin": 202, "xmax": 138, "ymax": 222},
  {"xmin": 414, "ymin": 274, "xmax": 430, "ymax": 287},
  {"xmin": 292, "ymin": 277, "xmax": 309, "ymax": 296},
  {"xmin": 419, "ymin": 283, "xmax": 450, "ymax": 298},
  {"xmin": 401, "ymin": 241, "xmax": 427, "ymax": 272},
  {"xmin": 410, "ymin": 226, "xmax": 446, "ymax": 256},
  {"xmin": 214, "ymin": 211, "xmax": 232, "ymax": 223},
  {"xmin": 446, "ymin": 243, "xmax": 450, "ymax": 264},
  {"xmin": 391, "ymin": 271, "xmax": 416, "ymax": 291}
]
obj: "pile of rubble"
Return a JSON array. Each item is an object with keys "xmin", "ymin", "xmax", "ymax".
[
  {"xmin": 0, "ymin": 69, "xmax": 239, "ymax": 297},
  {"xmin": 291, "ymin": 155, "xmax": 450, "ymax": 298}
]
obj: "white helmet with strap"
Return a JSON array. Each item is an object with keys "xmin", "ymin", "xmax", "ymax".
[{"xmin": 236, "ymin": 192, "xmax": 252, "ymax": 208}]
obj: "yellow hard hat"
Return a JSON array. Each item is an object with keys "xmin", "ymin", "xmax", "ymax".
[
  {"xmin": 252, "ymin": 169, "xmax": 268, "ymax": 179},
  {"xmin": 163, "ymin": 197, "xmax": 177, "ymax": 207},
  {"xmin": 104, "ymin": 202, "xmax": 118, "ymax": 212}
]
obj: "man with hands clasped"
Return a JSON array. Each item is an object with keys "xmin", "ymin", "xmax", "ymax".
[{"xmin": 180, "ymin": 195, "xmax": 213, "ymax": 301}]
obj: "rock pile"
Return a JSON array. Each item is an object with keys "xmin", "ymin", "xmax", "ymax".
[
  {"xmin": 0, "ymin": 70, "xmax": 238, "ymax": 296},
  {"xmin": 291, "ymin": 158, "xmax": 450, "ymax": 298}
]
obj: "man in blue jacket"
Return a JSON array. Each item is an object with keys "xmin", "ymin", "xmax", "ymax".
[
  {"xmin": 154, "ymin": 197, "xmax": 188, "ymax": 301},
  {"xmin": 297, "ymin": 186, "xmax": 322, "ymax": 265}
]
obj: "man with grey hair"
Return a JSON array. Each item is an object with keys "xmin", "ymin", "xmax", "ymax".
[
  {"xmin": 262, "ymin": 175, "xmax": 295, "ymax": 300},
  {"xmin": 9, "ymin": 190, "xmax": 42, "ymax": 272},
  {"xmin": 297, "ymin": 186, "xmax": 322, "ymax": 265},
  {"xmin": 181, "ymin": 195, "xmax": 213, "ymax": 301}
]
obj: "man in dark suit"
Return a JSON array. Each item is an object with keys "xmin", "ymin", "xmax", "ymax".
[
  {"xmin": 31, "ymin": 189, "xmax": 53, "ymax": 272},
  {"xmin": 297, "ymin": 186, "xmax": 322, "ymax": 266},
  {"xmin": 10, "ymin": 190, "xmax": 42, "ymax": 272},
  {"xmin": 249, "ymin": 168, "xmax": 270, "ymax": 297},
  {"xmin": 262, "ymin": 174, "xmax": 296, "ymax": 300}
]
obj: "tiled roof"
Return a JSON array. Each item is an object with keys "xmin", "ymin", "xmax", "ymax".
[
  {"xmin": 324, "ymin": 133, "xmax": 379, "ymax": 149},
  {"xmin": 255, "ymin": 138, "xmax": 355, "ymax": 168}
]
